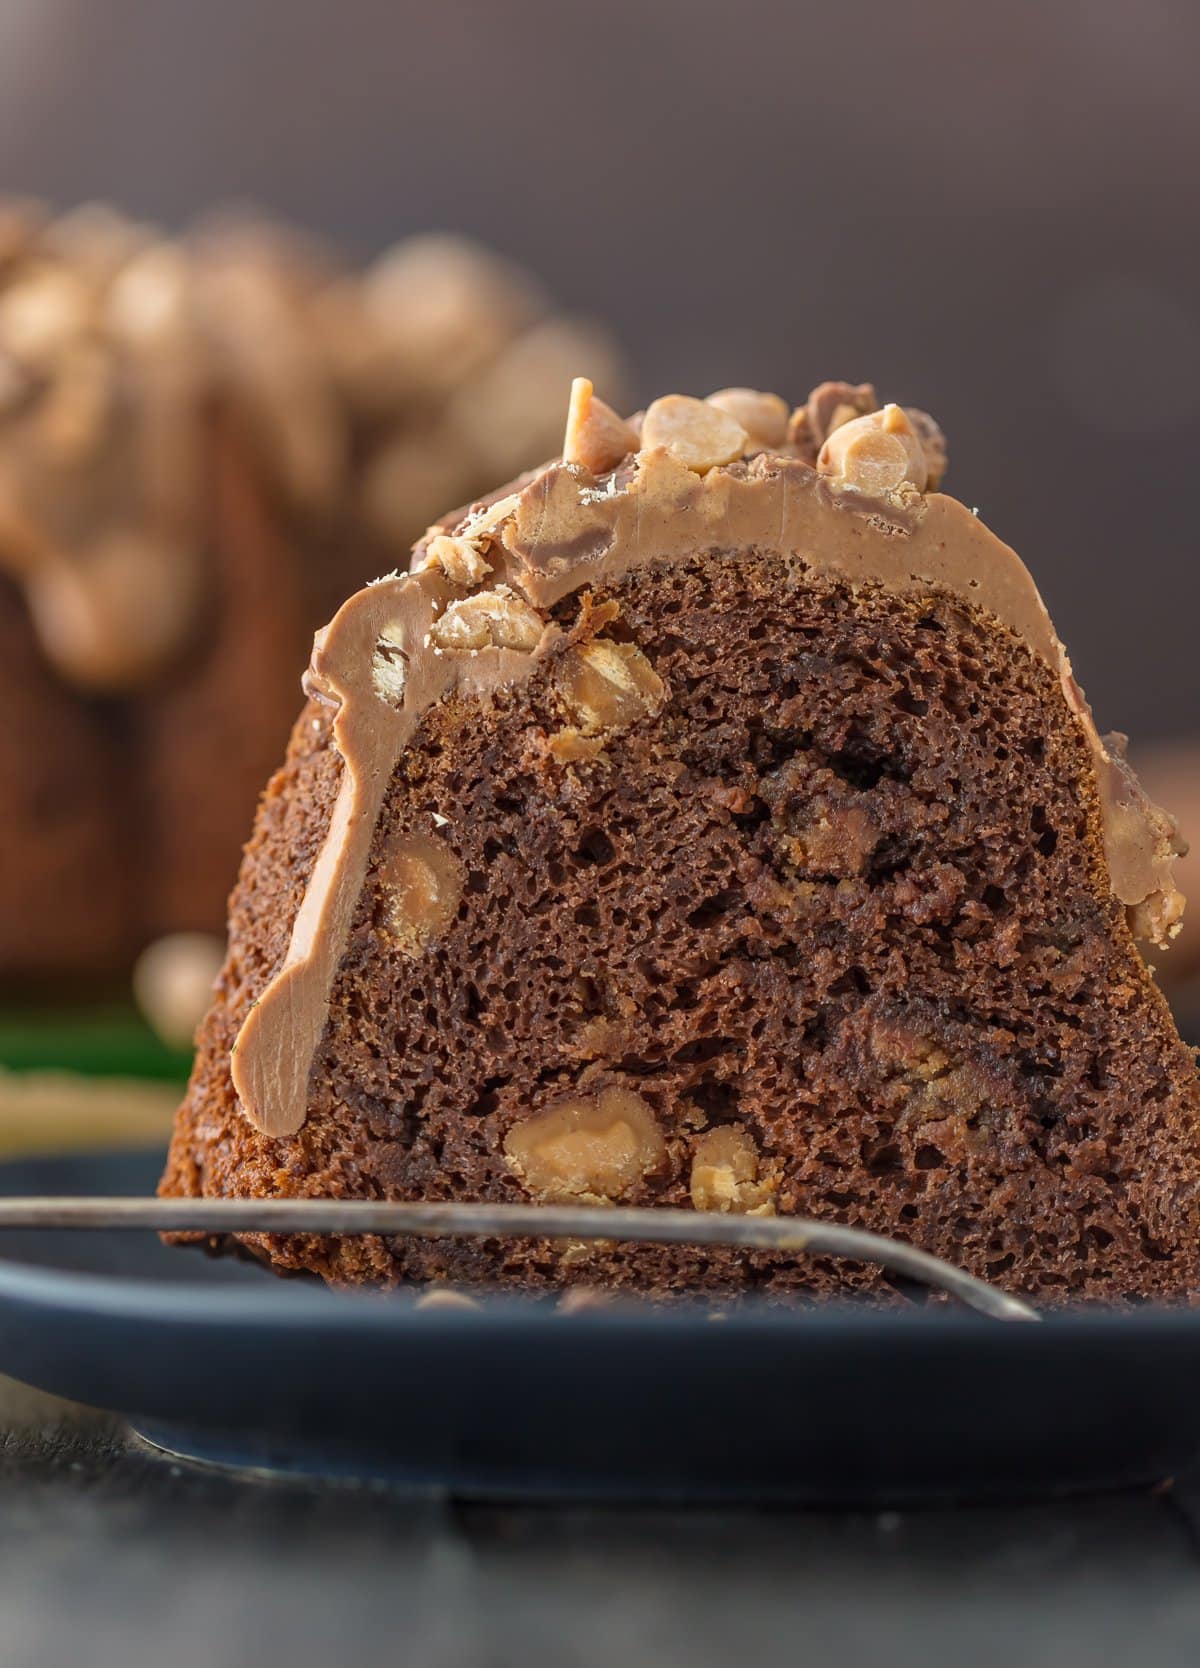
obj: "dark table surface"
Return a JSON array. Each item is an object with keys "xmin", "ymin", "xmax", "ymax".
[{"xmin": 5, "ymin": 1377, "xmax": 1200, "ymax": 1668}]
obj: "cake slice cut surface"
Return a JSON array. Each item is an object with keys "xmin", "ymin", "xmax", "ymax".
[{"xmin": 161, "ymin": 378, "xmax": 1198, "ymax": 1304}]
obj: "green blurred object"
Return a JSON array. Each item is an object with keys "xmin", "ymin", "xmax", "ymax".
[{"xmin": 0, "ymin": 1006, "xmax": 192, "ymax": 1083}]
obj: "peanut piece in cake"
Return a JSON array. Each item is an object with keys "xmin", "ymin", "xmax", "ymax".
[
  {"xmin": 689, "ymin": 1125, "xmax": 777, "ymax": 1215},
  {"xmin": 817, "ymin": 403, "xmax": 929, "ymax": 495},
  {"xmin": 640, "ymin": 393, "xmax": 747, "ymax": 473},
  {"xmin": 869, "ymin": 1018, "xmax": 995, "ymax": 1166},
  {"xmin": 429, "ymin": 587, "xmax": 544, "ymax": 653},
  {"xmin": 504, "ymin": 1086, "xmax": 666, "ymax": 1202},
  {"xmin": 378, "ymin": 832, "xmax": 465, "ymax": 955},
  {"xmin": 562, "ymin": 376, "xmax": 638, "ymax": 475},
  {"xmin": 557, "ymin": 638, "xmax": 665, "ymax": 734},
  {"xmin": 706, "ymin": 387, "xmax": 789, "ymax": 450}
]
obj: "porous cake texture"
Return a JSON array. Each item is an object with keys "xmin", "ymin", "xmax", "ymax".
[{"xmin": 162, "ymin": 378, "xmax": 1198, "ymax": 1304}]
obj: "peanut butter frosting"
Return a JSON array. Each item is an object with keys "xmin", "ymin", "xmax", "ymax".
[{"xmin": 230, "ymin": 378, "xmax": 1187, "ymax": 1138}]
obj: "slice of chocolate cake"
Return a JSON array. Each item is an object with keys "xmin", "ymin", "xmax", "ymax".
[{"xmin": 161, "ymin": 377, "xmax": 1199, "ymax": 1304}]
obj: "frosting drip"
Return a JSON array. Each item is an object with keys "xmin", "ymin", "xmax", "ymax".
[{"xmin": 230, "ymin": 568, "xmax": 554, "ymax": 1136}]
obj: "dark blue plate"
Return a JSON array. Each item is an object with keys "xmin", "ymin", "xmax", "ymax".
[{"xmin": 0, "ymin": 1148, "xmax": 1197, "ymax": 1503}]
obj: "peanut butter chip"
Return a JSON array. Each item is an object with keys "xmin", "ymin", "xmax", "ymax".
[
  {"xmin": 429, "ymin": 587, "xmax": 544, "ymax": 653},
  {"xmin": 562, "ymin": 376, "xmax": 638, "ymax": 475},
  {"xmin": 419, "ymin": 533, "xmax": 493, "ymax": 587},
  {"xmin": 558, "ymin": 638, "xmax": 665, "ymax": 734},
  {"xmin": 504, "ymin": 1086, "xmax": 665, "ymax": 1202},
  {"xmin": 690, "ymin": 1125, "xmax": 776, "ymax": 1215},
  {"xmin": 705, "ymin": 388, "xmax": 789, "ymax": 450},
  {"xmin": 378, "ymin": 832, "xmax": 464, "ymax": 955},
  {"xmin": 640, "ymin": 394, "xmax": 747, "ymax": 473},
  {"xmin": 459, "ymin": 490, "xmax": 522, "ymax": 543},
  {"xmin": 817, "ymin": 403, "xmax": 928, "ymax": 495}
]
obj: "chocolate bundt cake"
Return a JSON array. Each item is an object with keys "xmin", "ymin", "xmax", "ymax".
[
  {"xmin": 0, "ymin": 203, "xmax": 622, "ymax": 984},
  {"xmin": 161, "ymin": 376, "xmax": 1200, "ymax": 1304}
]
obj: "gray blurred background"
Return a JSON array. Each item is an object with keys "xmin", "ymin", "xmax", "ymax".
[{"xmin": 2, "ymin": 0, "xmax": 1196, "ymax": 742}]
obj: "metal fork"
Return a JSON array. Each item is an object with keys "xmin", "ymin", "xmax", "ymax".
[{"xmin": 0, "ymin": 1196, "xmax": 1038, "ymax": 1320}]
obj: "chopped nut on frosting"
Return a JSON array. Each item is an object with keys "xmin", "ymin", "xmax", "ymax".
[
  {"xmin": 429, "ymin": 586, "xmax": 544, "ymax": 653},
  {"xmin": 562, "ymin": 375, "xmax": 639, "ymax": 475},
  {"xmin": 458, "ymin": 490, "xmax": 523, "ymax": 545},
  {"xmin": 640, "ymin": 393, "xmax": 747, "ymax": 473},
  {"xmin": 418, "ymin": 533, "xmax": 493, "ymax": 588},
  {"xmin": 789, "ymin": 380, "xmax": 878, "ymax": 462},
  {"xmin": 706, "ymin": 387, "xmax": 789, "ymax": 450},
  {"xmin": 504, "ymin": 1085, "xmax": 666, "ymax": 1202},
  {"xmin": 817, "ymin": 403, "xmax": 929, "ymax": 496}
]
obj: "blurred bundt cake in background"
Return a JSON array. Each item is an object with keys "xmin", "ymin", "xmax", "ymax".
[{"xmin": 0, "ymin": 200, "xmax": 624, "ymax": 987}]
